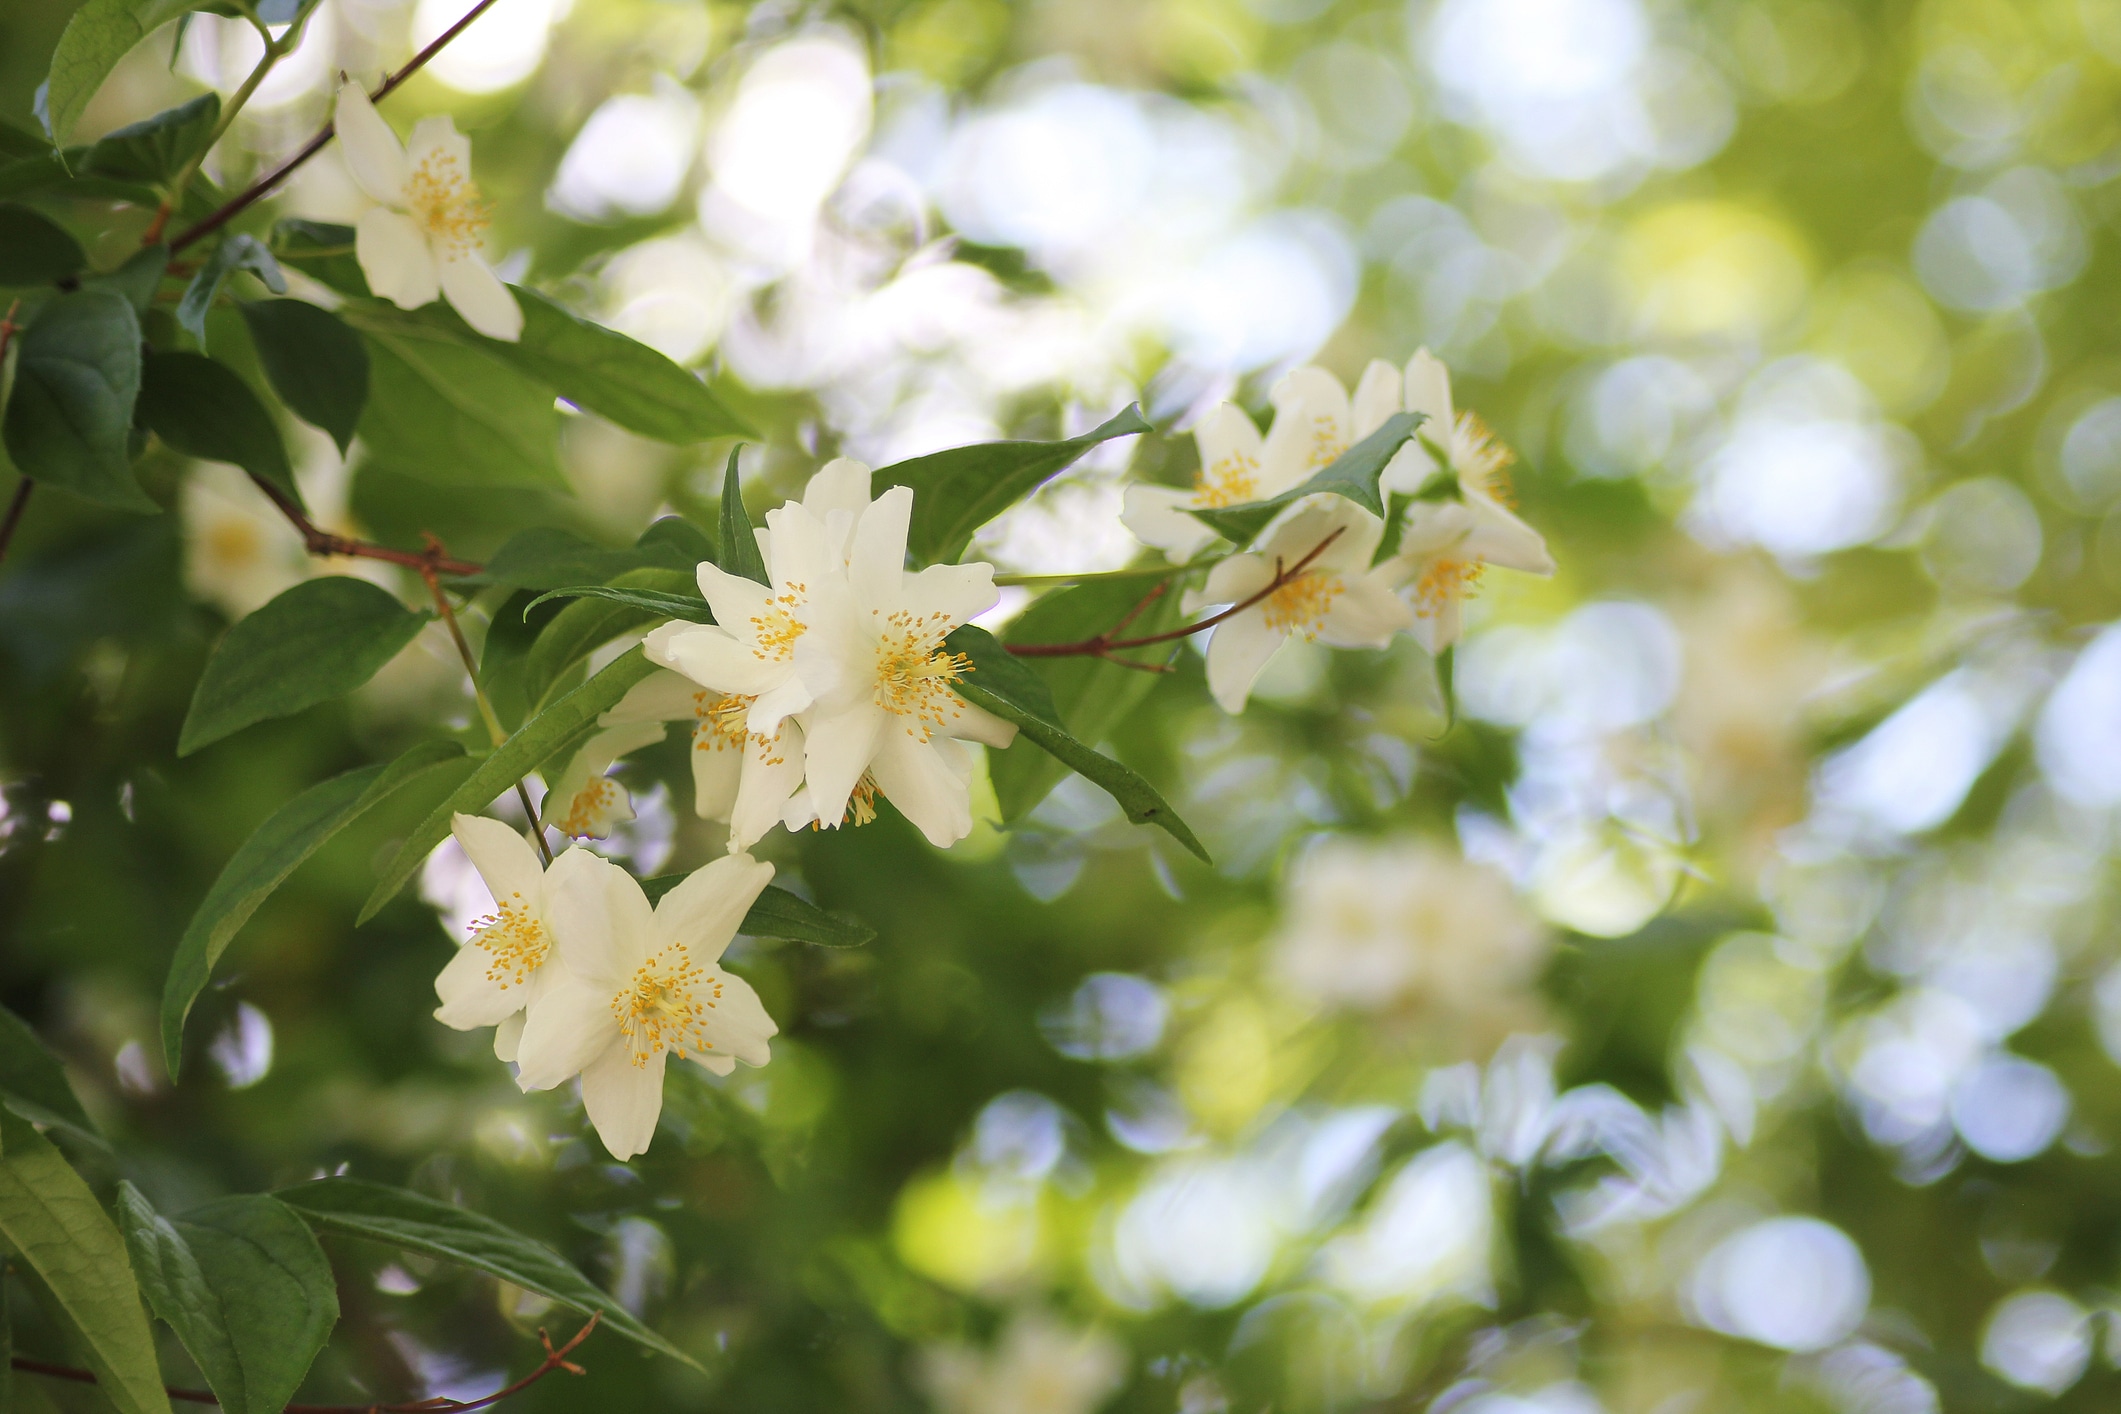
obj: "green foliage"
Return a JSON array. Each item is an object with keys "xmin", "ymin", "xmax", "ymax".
[
  {"xmin": 0, "ymin": 203, "xmax": 85, "ymax": 284},
  {"xmin": 89, "ymin": 242, "xmax": 170, "ymax": 313},
  {"xmin": 488, "ymin": 286, "xmax": 749, "ymax": 443},
  {"xmin": 479, "ymin": 522, "xmax": 703, "ymax": 591},
  {"xmin": 0, "ymin": 1005, "xmax": 102, "ymax": 1147},
  {"xmin": 343, "ymin": 311, "xmax": 565, "ymax": 489},
  {"xmin": 718, "ymin": 446, "xmax": 769, "ymax": 585},
  {"xmin": 136, "ymin": 352, "xmax": 297, "ymax": 501},
  {"xmin": 178, "ymin": 235, "xmax": 285, "ymax": 347},
  {"xmin": 178, "ymin": 577, "xmax": 433, "ymax": 755},
  {"xmin": 82, "ymin": 93, "xmax": 219, "ymax": 182},
  {"xmin": 639, "ymin": 877, "xmax": 877, "ymax": 946},
  {"xmin": 0, "ymin": 1113, "xmax": 171, "ymax": 1414},
  {"xmin": 274, "ymin": 1177, "xmax": 698, "ymax": 1366},
  {"xmin": 268, "ymin": 219, "xmax": 367, "ymax": 298},
  {"xmin": 878, "ymin": 403, "xmax": 1152, "ymax": 565},
  {"xmin": 989, "ymin": 576, "xmax": 1187, "ymax": 820},
  {"xmin": 237, "ymin": 300, "xmax": 369, "ymax": 454},
  {"xmin": 117, "ymin": 1185, "xmax": 338, "ymax": 1414},
  {"xmin": 360, "ymin": 647, "xmax": 661, "ymax": 922},
  {"xmin": 1, "ymin": 288, "xmax": 155, "ymax": 512},
  {"xmin": 525, "ymin": 583, "xmax": 713, "ymax": 621},
  {"xmin": 948, "ymin": 624, "xmax": 1209, "ymax": 861},
  {"xmin": 160, "ymin": 741, "xmax": 472, "ymax": 1075},
  {"xmin": 1187, "ymin": 411, "xmax": 1423, "ymax": 545},
  {"xmin": 520, "ymin": 566, "xmax": 697, "ymax": 711},
  {"xmin": 37, "ymin": 0, "xmax": 196, "ymax": 144}
]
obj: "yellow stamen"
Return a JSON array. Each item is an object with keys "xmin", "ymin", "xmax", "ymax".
[
  {"xmin": 557, "ymin": 776, "xmax": 622, "ymax": 838},
  {"xmin": 469, "ymin": 895, "xmax": 548, "ymax": 989},
  {"xmin": 404, "ymin": 147, "xmax": 490, "ymax": 253},
  {"xmin": 806, "ymin": 773, "xmax": 880, "ymax": 830},
  {"xmin": 1410, "ymin": 557, "xmax": 1483, "ymax": 618},
  {"xmin": 1261, "ymin": 571, "xmax": 1344, "ymax": 636},
  {"xmin": 748, "ymin": 586, "xmax": 806, "ymax": 661},
  {"xmin": 1455, "ymin": 412, "xmax": 1516, "ymax": 506},
  {"xmin": 611, "ymin": 942, "xmax": 726, "ymax": 1067},
  {"xmin": 1307, "ymin": 416, "xmax": 1348, "ymax": 473},
  {"xmin": 1192, "ymin": 449, "xmax": 1260, "ymax": 508},
  {"xmin": 871, "ymin": 609, "xmax": 972, "ymax": 743}
]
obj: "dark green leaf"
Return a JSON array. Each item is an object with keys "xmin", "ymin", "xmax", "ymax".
[
  {"xmin": 989, "ymin": 577, "xmax": 1186, "ymax": 820},
  {"xmin": 0, "ymin": 1113, "xmax": 170, "ymax": 1414},
  {"xmin": 1, "ymin": 1265, "xmax": 13, "ymax": 1414},
  {"xmin": 361, "ymin": 648, "xmax": 661, "ymax": 922},
  {"xmin": 274, "ymin": 1177, "xmax": 697, "ymax": 1368},
  {"xmin": 118, "ymin": 1186, "xmax": 337, "ymax": 1414},
  {"xmin": 0, "ymin": 118, "xmax": 44, "ymax": 161},
  {"xmin": 137, "ymin": 352, "xmax": 296, "ymax": 500},
  {"xmin": 1186, "ymin": 411, "xmax": 1423, "ymax": 546},
  {"xmin": 947, "ymin": 625, "xmax": 1209, "ymax": 862},
  {"xmin": 638, "ymin": 879, "xmax": 876, "ymax": 947},
  {"xmin": 0, "ymin": 203, "xmax": 86, "ymax": 284},
  {"xmin": 178, "ymin": 235, "xmax": 284, "ymax": 347},
  {"xmin": 237, "ymin": 300, "xmax": 368, "ymax": 454},
  {"xmin": 161, "ymin": 742, "xmax": 470, "ymax": 1074},
  {"xmin": 83, "ymin": 93, "xmax": 219, "ymax": 182},
  {"xmin": 520, "ymin": 567, "xmax": 696, "ymax": 713},
  {"xmin": 342, "ymin": 312, "xmax": 564, "ymax": 490},
  {"xmin": 269, "ymin": 219, "xmax": 366, "ymax": 298},
  {"xmin": 482, "ymin": 527, "xmax": 660, "ymax": 591},
  {"xmin": 635, "ymin": 514, "xmax": 714, "ymax": 567},
  {"xmin": 523, "ymin": 584, "xmax": 713, "ymax": 622},
  {"xmin": 179, "ymin": 576, "xmax": 432, "ymax": 755},
  {"xmin": 495, "ymin": 287, "xmax": 748, "ymax": 442},
  {"xmin": 718, "ymin": 446, "xmax": 767, "ymax": 586},
  {"xmin": 0, "ymin": 1005, "xmax": 101, "ymax": 1147},
  {"xmin": 40, "ymin": 0, "xmax": 198, "ymax": 145},
  {"xmin": 2, "ymin": 288, "xmax": 154, "ymax": 512},
  {"xmin": 88, "ymin": 242, "xmax": 170, "ymax": 313},
  {"xmin": 876, "ymin": 404, "xmax": 1151, "ymax": 565}
]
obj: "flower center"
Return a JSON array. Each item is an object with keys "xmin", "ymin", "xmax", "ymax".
[
  {"xmin": 470, "ymin": 896, "xmax": 548, "ymax": 989},
  {"xmin": 872, "ymin": 610, "xmax": 973, "ymax": 742},
  {"xmin": 1261, "ymin": 571, "xmax": 1344, "ymax": 636},
  {"xmin": 749, "ymin": 586, "xmax": 807, "ymax": 661},
  {"xmin": 804, "ymin": 773, "xmax": 880, "ymax": 830},
  {"xmin": 1410, "ymin": 557, "xmax": 1482, "ymax": 617},
  {"xmin": 1306, "ymin": 417, "xmax": 1348, "ymax": 473},
  {"xmin": 1452, "ymin": 412, "xmax": 1516, "ymax": 505},
  {"xmin": 1193, "ymin": 449, "xmax": 1260, "ymax": 508},
  {"xmin": 699, "ymin": 692, "xmax": 753, "ymax": 750},
  {"xmin": 611, "ymin": 942, "xmax": 726, "ymax": 1067},
  {"xmin": 404, "ymin": 148, "xmax": 489, "ymax": 253}
]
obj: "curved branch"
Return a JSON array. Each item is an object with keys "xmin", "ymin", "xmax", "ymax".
[
  {"xmin": 246, "ymin": 473, "xmax": 485, "ymax": 578},
  {"xmin": 12, "ymin": 1313, "xmax": 598, "ymax": 1414}
]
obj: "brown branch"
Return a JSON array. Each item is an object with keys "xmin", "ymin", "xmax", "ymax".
[
  {"xmin": 13, "ymin": 1313, "xmax": 598, "ymax": 1414},
  {"xmin": 246, "ymin": 473, "xmax": 485, "ymax": 578},
  {"xmin": 168, "ymin": 0, "xmax": 510, "ymax": 252},
  {"xmin": 1007, "ymin": 528, "xmax": 1346, "ymax": 661}
]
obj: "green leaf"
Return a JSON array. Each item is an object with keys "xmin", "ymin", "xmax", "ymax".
[
  {"xmin": 342, "ymin": 312, "xmax": 563, "ymax": 490},
  {"xmin": 1185, "ymin": 411, "xmax": 1423, "ymax": 547},
  {"xmin": 361, "ymin": 649, "xmax": 661, "ymax": 922},
  {"xmin": 88, "ymin": 242, "xmax": 170, "ymax": 314},
  {"xmin": 0, "ymin": 204, "xmax": 86, "ymax": 285},
  {"xmin": 41, "ymin": 0, "xmax": 198, "ymax": 146},
  {"xmin": 493, "ymin": 287, "xmax": 748, "ymax": 442},
  {"xmin": 137, "ymin": 352, "xmax": 296, "ymax": 501},
  {"xmin": 273, "ymin": 1177, "xmax": 697, "ymax": 1368},
  {"xmin": 161, "ymin": 742, "xmax": 470, "ymax": 1075},
  {"xmin": 717, "ymin": 446, "xmax": 767, "ymax": 586},
  {"xmin": 635, "ymin": 514, "xmax": 714, "ymax": 567},
  {"xmin": 480, "ymin": 526, "xmax": 672, "ymax": 592},
  {"xmin": 236, "ymin": 300, "xmax": 368, "ymax": 454},
  {"xmin": 0, "ymin": 1005, "xmax": 101, "ymax": 1148},
  {"xmin": 876, "ymin": 404, "xmax": 1152, "ymax": 566},
  {"xmin": 117, "ymin": 1186, "xmax": 336, "ymax": 1414},
  {"xmin": 0, "ymin": 1112, "xmax": 171, "ymax": 1414},
  {"xmin": 268, "ymin": 219, "xmax": 366, "ymax": 298},
  {"xmin": 638, "ymin": 878, "xmax": 876, "ymax": 947},
  {"xmin": 1, "ymin": 289, "xmax": 154, "ymax": 513},
  {"xmin": 946, "ymin": 625, "xmax": 1209, "ymax": 862},
  {"xmin": 178, "ymin": 235, "xmax": 284, "ymax": 348},
  {"xmin": 178, "ymin": 576, "xmax": 432, "ymax": 755},
  {"xmin": 989, "ymin": 577, "xmax": 1186, "ymax": 821},
  {"xmin": 524, "ymin": 583, "xmax": 713, "ymax": 622},
  {"xmin": 83, "ymin": 93, "xmax": 218, "ymax": 182},
  {"xmin": 520, "ymin": 567, "xmax": 696, "ymax": 714}
]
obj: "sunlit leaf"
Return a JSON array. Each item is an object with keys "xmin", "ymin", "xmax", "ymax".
[
  {"xmin": 82, "ymin": 92, "xmax": 218, "ymax": 182},
  {"xmin": 1185, "ymin": 412, "xmax": 1422, "ymax": 546},
  {"xmin": 38, "ymin": 0, "xmax": 196, "ymax": 145},
  {"xmin": 341, "ymin": 312, "xmax": 564, "ymax": 490},
  {"xmin": 524, "ymin": 583, "xmax": 714, "ymax": 622},
  {"xmin": 718, "ymin": 446, "xmax": 768, "ymax": 585}
]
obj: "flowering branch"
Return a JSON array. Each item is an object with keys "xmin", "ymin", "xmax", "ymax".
[
  {"xmin": 142, "ymin": 6, "xmax": 307, "ymax": 246},
  {"xmin": 168, "ymin": 0, "xmax": 509, "ymax": 252},
  {"xmin": 244, "ymin": 473, "xmax": 485, "ymax": 577},
  {"xmin": 1006, "ymin": 528, "xmax": 1345, "ymax": 663},
  {"xmin": 12, "ymin": 1313, "xmax": 598, "ymax": 1413}
]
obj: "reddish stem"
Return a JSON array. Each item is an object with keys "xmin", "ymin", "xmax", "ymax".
[
  {"xmin": 247, "ymin": 473, "xmax": 485, "ymax": 578},
  {"xmin": 168, "ymin": 0, "xmax": 509, "ymax": 253}
]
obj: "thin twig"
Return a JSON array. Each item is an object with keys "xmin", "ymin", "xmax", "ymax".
[
  {"xmin": 142, "ymin": 8, "xmax": 298, "ymax": 246},
  {"xmin": 169, "ymin": 0, "xmax": 509, "ymax": 252},
  {"xmin": 1008, "ymin": 528, "xmax": 1345, "ymax": 660},
  {"xmin": 246, "ymin": 473, "xmax": 485, "ymax": 577},
  {"xmin": 13, "ymin": 1313, "xmax": 598, "ymax": 1414}
]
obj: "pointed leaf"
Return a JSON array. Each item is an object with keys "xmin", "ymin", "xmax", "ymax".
[
  {"xmin": 117, "ymin": 1186, "xmax": 337, "ymax": 1414},
  {"xmin": 178, "ymin": 235, "xmax": 284, "ymax": 348},
  {"xmin": 717, "ymin": 446, "xmax": 767, "ymax": 585},
  {"xmin": 274, "ymin": 1177, "xmax": 697, "ymax": 1368},
  {"xmin": 161, "ymin": 741, "xmax": 470, "ymax": 1075},
  {"xmin": 0, "ymin": 204, "xmax": 86, "ymax": 285},
  {"xmin": 877, "ymin": 404, "xmax": 1151, "ymax": 565},
  {"xmin": 0, "ymin": 1112, "xmax": 170, "ymax": 1414},
  {"xmin": 40, "ymin": 0, "xmax": 197, "ymax": 146},
  {"xmin": 137, "ymin": 352, "xmax": 297, "ymax": 501},
  {"xmin": 520, "ymin": 567, "xmax": 697, "ymax": 714},
  {"xmin": 237, "ymin": 300, "xmax": 369, "ymax": 455},
  {"xmin": 179, "ymin": 577, "xmax": 432, "ymax": 755},
  {"xmin": 83, "ymin": 93, "xmax": 219, "ymax": 182},
  {"xmin": 1185, "ymin": 411, "xmax": 1422, "ymax": 547},
  {"xmin": 2, "ymin": 289, "xmax": 154, "ymax": 512},
  {"xmin": 523, "ymin": 584, "xmax": 713, "ymax": 622},
  {"xmin": 361, "ymin": 648, "xmax": 661, "ymax": 922},
  {"xmin": 946, "ymin": 624, "xmax": 1208, "ymax": 861},
  {"xmin": 0, "ymin": 1005, "xmax": 101, "ymax": 1148},
  {"xmin": 268, "ymin": 219, "xmax": 366, "ymax": 298},
  {"xmin": 638, "ymin": 879, "xmax": 875, "ymax": 947},
  {"xmin": 341, "ymin": 313, "xmax": 563, "ymax": 490},
  {"xmin": 493, "ymin": 287, "xmax": 748, "ymax": 442}
]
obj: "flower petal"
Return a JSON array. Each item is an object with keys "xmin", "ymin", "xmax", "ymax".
[
  {"xmin": 802, "ymin": 702, "xmax": 884, "ymax": 826},
  {"xmin": 1198, "ymin": 552, "xmax": 1274, "ymax": 608},
  {"xmin": 1261, "ymin": 367, "xmax": 1352, "ymax": 493},
  {"xmin": 579, "ymin": 1044, "xmax": 665, "ymax": 1160},
  {"xmin": 1122, "ymin": 484, "xmax": 1218, "ymax": 562},
  {"xmin": 803, "ymin": 458, "xmax": 874, "ymax": 519},
  {"xmin": 540, "ymin": 847, "xmax": 635, "ymax": 984},
  {"xmin": 355, "ymin": 207, "xmax": 440, "ymax": 311},
  {"xmin": 333, "ymin": 83, "xmax": 407, "ymax": 205},
  {"xmin": 1205, "ymin": 611, "xmax": 1287, "ymax": 714},
  {"xmin": 512, "ymin": 973, "xmax": 616, "ymax": 1090},
  {"xmin": 762, "ymin": 501, "xmax": 832, "ymax": 594},
  {"xmin": 653, "ymin": 852, "xmax": 775, "ymax": 963},
  {"xmin": 493, "ymin": 1011, "xmax": 525, "ymax": 1063},
  {"xmin": 645, "ymin": 621, "xmax": 788, "ymax": 696},
  {"xmin": 1464, "ymin": 495, "xmax": 1556, "ymax": 576},
  {"xmin": 870, "ymin": 728, "xmax": 973, "ymax": 847},
  {"xmin": 848, "ymin": 486, "xmax": 914, "ymax": 606},
  {"xmin": 1403, "ymin": 347, "xmax": 1454, "ymax": 427},
  {"xmin": 901, "ymin": 561, "xmax": 996, "ymax": 628},
  {"xmin": 729, "ymin": 720, "xmax": 805, "ymax": 851},
  {"xmin": 438, "ymin": 254, "xmax": 522, "ymax": 342},
  {"xmin": 1194, "ymin": 402, "xmax": 1266, "ymax": 481},
  {"xmin": 602, "ymin": 668, "xmax": 708, "ymax": 726},
  {"xmin": 701, "ymin": 969, "xmax": 777, "ymax": 1066},
  {"xmin": 944, "ymin": 697, "xmax": 1016, "ymax": 749},
  {"xmin": 451, "ymin": 812, "xmax": 544, "ymax": 913},
  {"xmin": 1318, "ymin": 573, "xmax": 1414, "ymax": 648},
  {"xmin": 690, "ymin": 724, "xmax": 744, "ymax": 822},
  {"xmin": 1353, "ymin": 359, "xmax": 1403, "ymax": 439},
  {"xmin": 433, "ymin": 939, "xmax": 526, "ymax": 1030},
  {"xmin": 405, "ymin": 113, "xmax": 471, "ymax": 177}
]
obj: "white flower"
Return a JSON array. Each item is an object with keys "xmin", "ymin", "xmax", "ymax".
[
  {"xmin": 514, "ymin": 850, "xmax": 778, "ymax": 1160},
  {"xmin": 598, "ymin": 667, "xmax": 806, "ymax": 847},
  {"xmin": 333, "ymin": 82, "xmax": 523, "ymax": 341},
  {"xmin": 1183, "ymin": 499, "xmax": 1412, "ymax": 714},
  {"xmin": 539, "ymin": 722, "xmax": 666, "ymax": 840},
  {"xmin": 1390, "ymin": 498, "xmax": 1555, "ymax": 654},
  {"xmin": 919, "ymin": 1312, "xmax": 1128, "ymax": 1414},
  {"xmin": 431, "ymin": 813, "xmax": 567, "ymax": 1062}
]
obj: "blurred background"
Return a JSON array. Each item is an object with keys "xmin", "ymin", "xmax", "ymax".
[{"xmin": 8, "ymin": 0, "xmax": 2121, "ymax": 1408}]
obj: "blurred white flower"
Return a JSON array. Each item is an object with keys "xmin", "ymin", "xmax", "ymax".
[
  {"xmin": 432, "ymin": 813, "xmax": 565, "ymax": 1062},
  {"xmin": 334, "ymin": 83, "xmax": 522, "ymax": 341},
  {"xmin": 182, "ymin": 464, "xmax": 311, "ymax": 618},
  {"xmin": 1320, "ymin": 1140, "xmax": 1495, "ymax": 1309},
  {"xmin": 920, "ymin": 1311, "xmax": 1127, "ymax": 1414},
  {"xmin": 515, "ymin": 851, "xmax": 777, "ymax": 1160},
  {"xmin": 1390, "ymin": 498, "xmax": 1556, "ymax": 654},
  {"xmin": 540, "ymin": 722, "xmax": 665, "ymax": 840}
]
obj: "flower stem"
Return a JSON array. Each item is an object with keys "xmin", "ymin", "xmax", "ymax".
[
  {"xmin": 244, "ymin": 473, "xmax": 486, "ymax": 577},
  {"xmin": 142, "ymin": 8, "xmax": 303, "ymax": 246}
]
